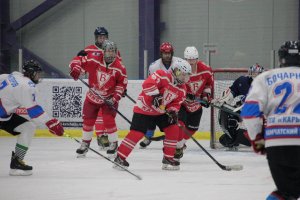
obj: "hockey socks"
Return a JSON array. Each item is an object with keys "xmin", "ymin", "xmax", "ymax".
[
  {"xmin": 117, "ymin": 130, "xmax": 144, "ymax": 160},
  {"xmin": 15, "ymin": 143, "xmax": 28, "ymax": 160}
]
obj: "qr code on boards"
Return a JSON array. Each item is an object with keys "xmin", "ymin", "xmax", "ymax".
[{"xmin": 52, "ymin": 86, "xmax": 82, "ymax": 118}]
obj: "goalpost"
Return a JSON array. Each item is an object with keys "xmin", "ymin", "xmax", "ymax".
[{"xmin": 210, "ymin": 68, "xmax": 248, "ymax": 149}]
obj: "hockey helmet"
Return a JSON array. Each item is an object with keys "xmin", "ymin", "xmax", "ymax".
[
  {"xmin": 170, "ymin": 58, "xmax": 192, "ymax": 84},
  {"xmin": 22, "ymin": 60, "xmax": 42, "ymax": 84},
  {"xmin": 103, "ymin": 40, "xmax": 117, "ymax": 64},
  {"xmin": 184, "ymin": 46, "xmax": 199, "ymax": 59},
  {"xmin": 278, "ymin": 40, "xmax": 300, "ymax": 67},
  {"xmin": 160, "ymin": 42, "xmax": 174, "ymax": 54},
  {"xmin": 248, "ymin": 63, "xmax": 264, "ymax": 76},
  {"xmin": 94, "ymin": 27, "xmax": 109, "ymax": 37}
]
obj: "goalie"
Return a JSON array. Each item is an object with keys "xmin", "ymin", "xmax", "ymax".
[{"xmin": 215, "ymin": 64, "xmax": 264, "ymax": 149}]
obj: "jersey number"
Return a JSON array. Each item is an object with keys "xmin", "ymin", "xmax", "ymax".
[
  {"xmin": 274, "ymin": 81, "xmax": 300, "ymax": 114},
  {"xmin": 0, "ymin": 80, "xmax": 8, "ymax": 90}
]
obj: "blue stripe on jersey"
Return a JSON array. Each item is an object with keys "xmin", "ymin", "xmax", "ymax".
[
  {"xmin": 27, "ymin": 105, "xmax": 44, "ymax": 119},
  {"xmin": 0, "ymin": 99, "xmax": 9, "ymax": 118},
  {"xmin": 241, "ymin": 102, "xmax": 262, "ymax": 118},
  {"xmin": 265, "ymin": 127, "xmax": 300, "ymax": 139}
]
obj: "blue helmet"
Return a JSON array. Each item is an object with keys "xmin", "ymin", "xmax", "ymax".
[{"xmin": 94, "ymin": 27, "xmax": 108, "ymax": 37}]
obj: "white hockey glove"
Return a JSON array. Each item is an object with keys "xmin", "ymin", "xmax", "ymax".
[{"xmin": 212, "ymin": 88, "xmax": 234, "ymax": 105}]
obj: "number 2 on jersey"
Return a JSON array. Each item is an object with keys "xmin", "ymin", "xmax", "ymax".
[{"xmin": 274, "ymin": 81, "xmax": 300, "ymax": 114}]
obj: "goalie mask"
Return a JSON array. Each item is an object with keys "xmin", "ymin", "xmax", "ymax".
[
  {"xmin": 248, "ymin": 63, "xmax": 264, "ymax": 77},
  {"xmin": 170, "ymin": 58, "xmax": 192, "ymax": 85},
  {"xmin": 103, "ymin": 40, "xmax": 117, "ymax": 64},
  {"xmin": 278, "ymin": 40, "xmax": 300, "ymax": 67},
  {"xmin": 23, "ymin": 60, "xmax": 43, "ymax": 84}
]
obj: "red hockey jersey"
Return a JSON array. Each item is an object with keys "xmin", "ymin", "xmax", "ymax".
[
  {"xmin": 134, "ymin": 70, "xmax": 186, "ymax": 115},
  {"xmin": 183, "ymin": 61, "xmax": 213, "ymax": 112},
  {"xmin": 69, "ymin": 50, "xmax": 127, "ymax": 105}
]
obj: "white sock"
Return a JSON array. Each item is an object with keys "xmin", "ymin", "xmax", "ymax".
[{"xmin": 82, "ymin": 131, "xmax": 93, "ymax": 142}]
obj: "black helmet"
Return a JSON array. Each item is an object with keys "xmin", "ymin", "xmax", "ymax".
[
  {"xmin": 22, "ymin": 60, "xmax": 42, "ymax": 84},
  {"xmin": 278, "ymin": 40, "xmax": 300, "ymax": 67},
  {"xmin": 94, "ymin": 27, "xmax": 108, "ymax": 37}
]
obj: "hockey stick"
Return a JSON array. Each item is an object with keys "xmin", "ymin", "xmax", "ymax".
[
  {"xmin": 177, "ymin": 124, "xmax": 243, "ymax": 171},
  {"xmin": 125, "ymin": 93, "xmax": 136, "ymax": 104},
  {"xmin": 78, "ymin": 78, "xmax": 132, "ymax": 124},
  {"xmin": 64, "ymin": 133, "xmax": 142, "ymax": 180}
]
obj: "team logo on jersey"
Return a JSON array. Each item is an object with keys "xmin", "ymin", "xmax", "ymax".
[
  {"xmin": 189, "ymin": 80, "xmax": 203, "ymax": 93},
  {"xmin": 162, "ymin": 90, "xmax": 178, "ymax": 105},
  {"xmin": 92, "ymin": 52, "xmax": 101, "ymax": 56},
  {"xmin": 97, "ymin": 71, "xmax": 111, "ymax": 88}
]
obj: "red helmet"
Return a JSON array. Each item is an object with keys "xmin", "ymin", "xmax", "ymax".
[{"xmin": 160, "ymin": 42, "xmax": 174, "ymax": 54}]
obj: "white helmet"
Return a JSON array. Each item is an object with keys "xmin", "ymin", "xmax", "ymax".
[
  {"xmin": 184, "ymin": 46, "xmax": 199, "ymax": 59},
  {"xmin": 170, "ymin": 58, "xmax": 192, "ymax": 84}
]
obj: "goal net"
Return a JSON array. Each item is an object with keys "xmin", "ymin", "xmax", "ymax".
[{"xmin": 210, "ymin": 68, "xmax": 248, "ymax": 149}]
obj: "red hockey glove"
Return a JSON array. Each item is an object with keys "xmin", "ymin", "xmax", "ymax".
[
  {"xmin": 166, "ymin": 110, "xmax": 178, "ymax": 124},
  {"xmin": 70, "ymin": 64, "xmax": 81, "ymax": 81},
  {"xmin": 46, "ymin": 119, "xmax": 64, "ymax": 136},
  {"xmin": 251, "ymin": 133, "xmax": 266, "ymax": 155},
  {"xmin": 152, "ymin": 94, "xmax": 163, "ymax": 108}
]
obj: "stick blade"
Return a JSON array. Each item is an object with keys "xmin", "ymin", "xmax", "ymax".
[{"xmin": 225, "ymin": 164, "xmax": 243, "ymax": 171}]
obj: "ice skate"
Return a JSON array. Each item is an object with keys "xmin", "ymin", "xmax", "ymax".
[
  {"xmin": 97, "ymin": 135, "xmax": 109, "ymax": 150},
  {"xmin": 139, "ymin": 138, "xmax": 151, "ymax": 149},
  {"xmin": 107, "ymin": 141, "xmax": 118, "ymax": 158},
  {"xmin": 76, "ymin": 141, "xmax": 90, "ymax": 158},
  {"xmin": 162, "ymin": 157, "xmax": 180, "ymax": 171},
  {"xmin": 113, "ymin": 155, "xmax": 129, "ymax": 170},
  {"xmin": 9, "ymin": 151, "xmax": 33, "ymax": 176}
]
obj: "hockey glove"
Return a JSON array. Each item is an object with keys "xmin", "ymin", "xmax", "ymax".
[
  {"xmin": 77, "ymin": 50, "xmax": 88, "ymax": 57},
  {"xmin": 70, "ymin": 64, "xmax": 81, "ymax": 81},
  {"xmin": 106, "ymin": 97, "xmax": 117, "ymax": 107},
  {"xmin": 46, "ymin": 119, "xmax": 64, "ymax": 136},
  {"xmin": 166, "ymin": 110, "xmax": 178, "ymax": 124},
  {"xmin": 251, "ymin": 133, "xmax": 266, "ymax": 155},
  {"xmin": 186, "ymin": 93, "xmax": 196, "ymax": 102},
  {"xmin": 152, "ymin": 94, "xmax": 163, "ymax": 108},
  {"xmin": 122, "ymin": 89, "xmax": 127, "ymax": 98}
]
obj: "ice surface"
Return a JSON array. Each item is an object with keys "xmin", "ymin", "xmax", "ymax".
[{"xmin": 0, "ymin": 138, "xmax": 275, "ymax": 200}]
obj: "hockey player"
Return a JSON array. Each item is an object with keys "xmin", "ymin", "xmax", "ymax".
[
  {"xmin": 214, "ymin": 63, "xmax": 264, "ymax": 150},
  {"xmin": 0, "ymin": 60, "xmax": 64, "ymax": 176},
  {"xmin": 69, "ymin": 40, "xmax": 127, "ymax": 157},
  {"xmin": 241, "ymin": 41, "xmax": 300, "ymax": 200},
  {"xmin": 139, "ymin": 42, "xmax": 180, "ymax": 148},
  {"xmin": 175, "ymin": 46, "xmax": 214, "ymax": 160},
  {"xmin": 114, "ymin": 58, "xmax": 191, "ymax": 170},
  {"xmin": 78, "ymin": 27, "xmax": 122, "ymax": 151}
]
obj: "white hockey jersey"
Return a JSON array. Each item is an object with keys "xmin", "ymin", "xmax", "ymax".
[
  {"xmin": 148, "ymin": 56, "xmax": 180, "ymax": 75},
  {"xmin": 241, "ymin": 67, "xmax": 300, "ymax": 147},
  {"xmin": 0, "ymin": 72, "xmax": 50, "ymax": 125}
]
